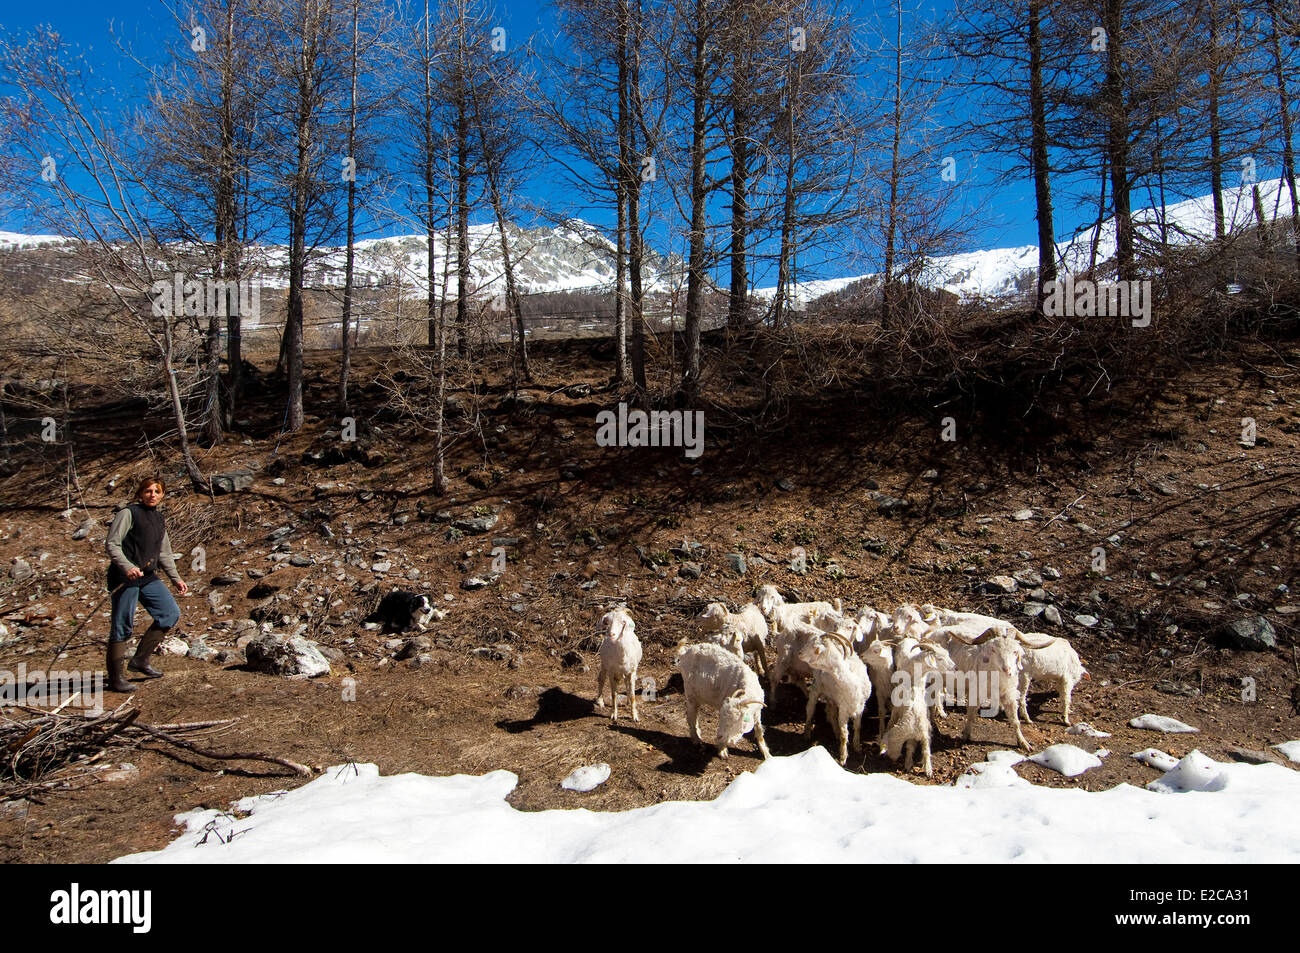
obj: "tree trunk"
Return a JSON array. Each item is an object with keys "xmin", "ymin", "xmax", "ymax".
[
  {"xmin": 1208, "ymin": 0, "xmax": 1225, "ymax": 242},
  {"xmin": 680, "ymin": 0, "xmax": 708, "ymax": 402},
  {"xmin": 1103, "ymin": 0, "xmax": 1134, "ymax": 282},
  {"xmin": 882, "ymin": 1, "xmax": 904, "ymax": 328},
  {"xmin": 1265, "ymin": 0, "xmax": 1300, "ymax": 273},
  {"xmin": 1028, "ymin": 0, "xmax": 1056, "ymax": 316},
  {"xmin": 339, "ymin": 1, "xmax": 359, "ymax": 413},
  {"xmin": 622, "ymin": 0, "xmax": 647, "ymax": 391}
]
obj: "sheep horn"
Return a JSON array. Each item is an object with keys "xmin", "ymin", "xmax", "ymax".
[
  {"xmin": 938, "ymin": 627, "xmax": 981, "ymax": 645},
  {"xmin": 740, "ymin": 699, "xmax": 765, "ymax": 708},
  {"xmin": 1015, "ymin": 631, "xmax": 1057, "ymax": 649},
  {"xmin": 824, "ymin": 632, "xmax": 853, "ymax": 657}
]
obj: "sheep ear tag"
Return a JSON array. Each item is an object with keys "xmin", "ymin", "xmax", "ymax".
[{"xmin": 741, "ymin": 708, "xmax": 755, "ymax": 731}]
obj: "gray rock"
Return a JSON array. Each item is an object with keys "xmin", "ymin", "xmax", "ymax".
[
  {"xmin": 187, "ymin": 638, "xmax": 218, "ymax": 662},
  {"xmin": 289, "ymin": 554, "xmax": 314, "ymax": 568},
  {"xmin": 1042, "ymin": 566, "xmax": 1062, "ymax": 580},
  {"xmin": 724, "ymin": 553, "xmax": 747, "ymax": 575},
  {"xmin": 492, "ymin": 537, "xmax": 522, "ymax": 547},
  {"xmin": 244, "ymin": 632, "xmax": 331, "ymax": 677},
  {"xmin": 1013, "ymin": 569, "xmax": 1044, "ymax": 587},
  {"xmin": 921, "ymin": 469, "xmax": 939, "ymax": 480},
  {"xmin": 872, "ymin": 492, "xmax": 911, "ymax": 514},
  {"xmin": 679, "ymin": 562, "xmax": 703, "ymax": 580},
  {"xmin": 266, "ymin": 526, "xmax": 293, "ymax": 543},
  {"xmin": 461, "ymin": 573, "xmax": 500, "ymax": 590},
  {"xmin": 71, "ymin": 518, "xmax": 98, "ymax": 540},
  {"xmin": 211, "ymin": 469, "xmax": 255, "ymax": 494},
  {"xmin": 1012, "ymin": 509, "xmax": 1035, "ymax": 521},
  {"xmin": 393, "ymin": 513, "xmax": 411, "ymax": 526},
  {"xmin": 211, "ymin": 573, "xmax": 242, "ymax": 586},
  {"xmin": 1043, "ymin": 605, "xmax": 1062, "ymax": 625},
  {"xmin": 1023, "ymin": 602, "xmax": 1046, "ymax": 617},
  {"xmin": 1225, "ymin": 746, "xmax": 1285, "ymax": 766},
  {"xmin": 1154, "ymin": 680, "xmax": 1200, "ymax": 697},
  {"xmin": 371, "ymin": 561, "xmax": 392, "ymax": 573},
  {"xmin": 1028, "ymin": 587, "xmax": 1049, "ymax": 601},
  {"xmin": 1074, "ymin": 614, "xmax": 1099, "ymax": 627},
  {"xmin": 452, "ymin": 514, "xmax": 499, "ymax": 535},
  {"xmin": 776, "ymin": 478, "xmax": 796, "ymax": 491},
  {"xmin": 986, "ymin": 575, "xmax": 1018, "ymax": 594},
  {"xmin": 396, "ymin": 637, "xmax": 432, "ymax": 660},
  {"xmin": 1220, "ymin": 616, "xmax": 1277, "ymax": 651},
  {"xmin": 9, "ymin": 559, "xmax": 32, "ymax": 582}
]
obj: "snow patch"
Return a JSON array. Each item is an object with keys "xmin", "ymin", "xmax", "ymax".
[
  {"xmin": 1027, "ymin": 744, "xmax": 1103, "ymax": 778},
  {"xmin": 1132, "ymin": 748, "xmax": 1180, "ymax": 772},
  {"xmin": 1146, "ymin": 751, "xmax": 1229, "ymax": 794},
  {"xmin": 112, "ymin": 746, "xmax": 1300, "ymax": 864},
  {"xmin": 1273, "ymin": 741, "xmax": 1300, "ymax": 764},
  {"xmin": 561, "ymin": 763, "xmax": 610, "ymax": 793},
  {"xmin": 1066, "ymin": 722, "xmax": 1112, "ymax": 738},
  {"xmin": 1130, "ymin": 714, "xmax": 1200, "ymax": 733}
]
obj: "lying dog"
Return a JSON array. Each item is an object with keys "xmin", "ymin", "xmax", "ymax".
[{"xmin": 367, "ymin": 589, "xmax": 436, "ymax": 634}]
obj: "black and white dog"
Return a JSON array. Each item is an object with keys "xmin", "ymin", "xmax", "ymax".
[{"xmin": 367, "ymin": 589, "xmax": 435, "ymax": 634}]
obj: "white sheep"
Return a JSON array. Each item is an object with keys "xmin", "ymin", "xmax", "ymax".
[
  {"xmin": 878, "ymin": 637, "xmax": 954, "ymax": 777},
  {"xmin": 697, "ymin": 601, "xmax": 770, "ymax": 676},
  {"xmin": 594, "ymin": 607, "xmax": 642, "ymax": 722},
  {"xmin": 1016, "ymin": 632, "xmax": 1087, "ymax": 726},
  {"xmin": 675, "ymin": 643, "xmax": 771, "ymax": 760},
  {"xmin": 859, "ymin": 635, "xmax": 898, "ymax": 735},
  {"xmin": 767, "ymin": 610, "xmax": 861, "ymax": 699},
  {"xmin": 799, "ymin": 632, "xmax": 872, "ymax": 765},
  {"xmin": 929, "ymin": 625, "xmax": 1033, "ymax": 750},
  {"xmin": 755, "ymin": 584, "xmax": 839, "ymax": 636}
]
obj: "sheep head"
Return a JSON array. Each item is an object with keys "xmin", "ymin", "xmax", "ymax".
[
  {"xmin": 718, "ymin": 689, "xmax": 765, "ymax": 749},
  {"xmin": 697, "ymin": 602, "xmax": 728, "ymax": 630},
  {"xmin": 755, "ymin": 585, "xmax": 784, "ymax": 616}
]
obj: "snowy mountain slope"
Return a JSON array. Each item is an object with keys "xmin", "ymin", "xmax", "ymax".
[
  {"xmin": 756, "ymin": 176, "xmax": 1299, "ymax": 305},
  {"xmin": 0, "ymin": 220, "xmax": 683, "ymax": 298}
]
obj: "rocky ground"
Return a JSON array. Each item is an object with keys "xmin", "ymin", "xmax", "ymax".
[{"xmin": 1, "ymin": 339, "xmax": 1298, "ymax": 862}]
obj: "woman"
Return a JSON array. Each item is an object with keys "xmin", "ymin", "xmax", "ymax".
[{"xmin": 104, "ymin": 476, "xmax": 189, "ymax": 692}]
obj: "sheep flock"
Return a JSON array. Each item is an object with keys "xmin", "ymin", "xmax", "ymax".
[{"xmin": 594, "ymin": 584, "xmax": 1088, "ymax": 777}]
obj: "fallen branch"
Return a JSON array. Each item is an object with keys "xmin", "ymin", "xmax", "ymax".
[{"xmin": 124, "ymin": 723, "xmax": 312, "ymax": 777}]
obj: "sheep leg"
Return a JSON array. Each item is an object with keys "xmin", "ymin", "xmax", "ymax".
[
  {"xmin": 611, "ymin": 674, "xmax": 620, "ymax": 721},
  {"xmin": 753, "ymin": 643, "xmax": 769, "ymax": 678},
  {"xmin": 921, "ymin": 731, "xmax": 933, "ymax": 778},
  {"xmin": 1010, "ymin": 704, "xmax": 1031, "ymax": 751},
  {"xmin": 752, "ymin": 717, "xmax": 772, "ymax": 760},
  {"xmin": 1019, "ymin": 676, "xmax": 1034, "ymax": 724},
  {"xmin": 836, "ymin": 718, "xmax": 849, "ymax": 766},
  {"xmin": 1061, "ymin": 678, "xmax": 1073, "ymax": 726},
  {"xmin": 628, "ymin": 671, "xmax": 639, "ymax": 722},
  {"xmin": 903, "ymin": 739, "xmax": 915, "ymax": 774},
  {"xmin": 685, "ymin": 697, "xmax": 701, "ymax": 742},
  {"xmin": 851, "ymin": 710, "xmax": 863, "ymax": 753},
  {"xmin": 595, "ymin": 667, "xmax": 607, "ymax": 709},
  {"xmin": 803, "ymin": 689, "xmax": 819, "ymax": 738},
  {"xmin": 964, "ymin": 705, "xmax": 977, "ymax": 742}
]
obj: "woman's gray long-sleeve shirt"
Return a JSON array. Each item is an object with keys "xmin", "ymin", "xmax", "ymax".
[{"xmin": 105, "ymin": 506, "xmax": 183, "ymax": 585}]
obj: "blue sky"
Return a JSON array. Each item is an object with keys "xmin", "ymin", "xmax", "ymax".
[{"xmin": 0, "ymin": 0, "xmax": 1171, "ymax": 282}]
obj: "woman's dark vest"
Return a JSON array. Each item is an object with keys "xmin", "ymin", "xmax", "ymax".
[{"xmin": 108, "ymin": 503, "xmax": 166, "ymax": 591}]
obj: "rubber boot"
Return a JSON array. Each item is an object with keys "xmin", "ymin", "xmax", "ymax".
[
  {"xmin": 128, "ymin": 625, "xmax": 167, "ymax": 678},
  {"xmin": 107, "ymin": 640, "xmax": 133, "ymax": 693}
]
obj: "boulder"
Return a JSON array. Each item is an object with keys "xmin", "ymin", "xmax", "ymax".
[{"xmin": 244, "ymin": 632, "xmax": 331, "ymax": 677}]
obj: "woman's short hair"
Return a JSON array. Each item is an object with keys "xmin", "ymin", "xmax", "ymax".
[{"xmin": 135, "ymin": 476, "xmax": 166, "ymax": 497}]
